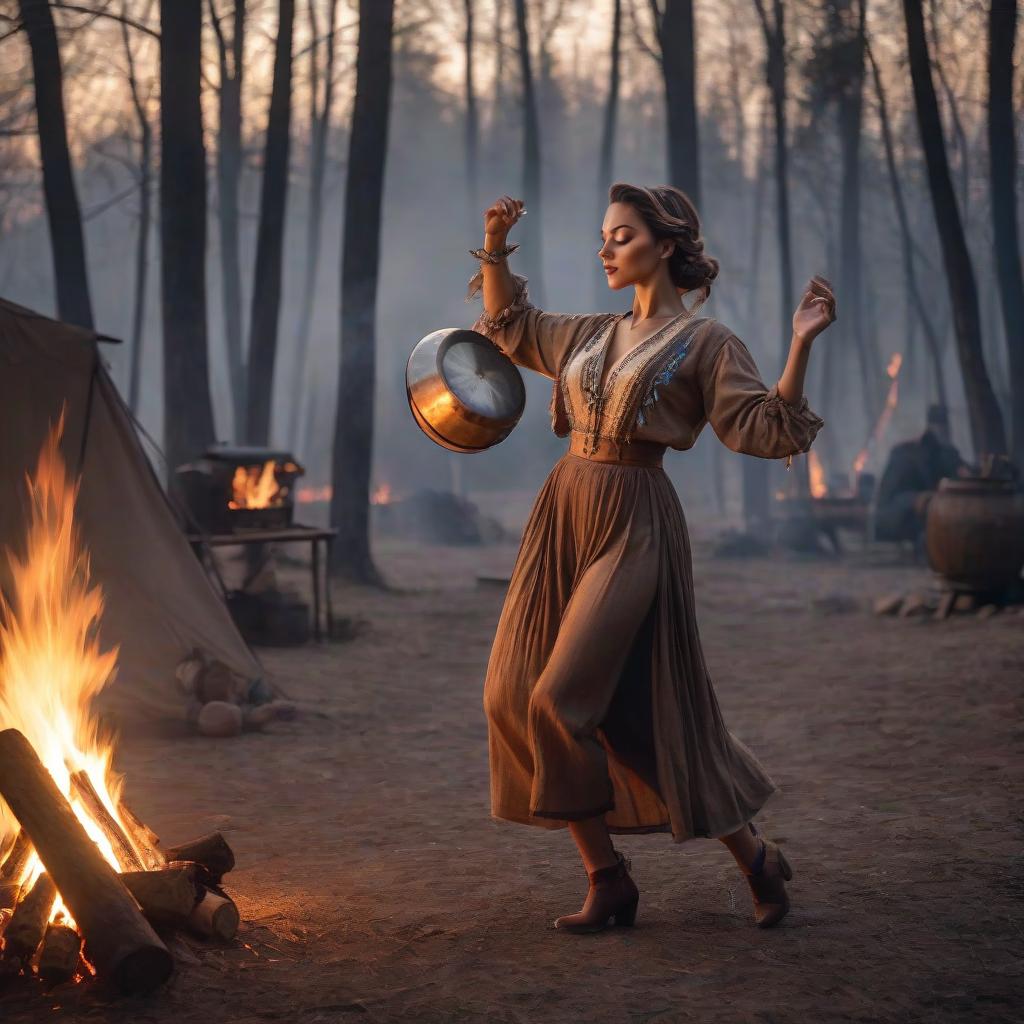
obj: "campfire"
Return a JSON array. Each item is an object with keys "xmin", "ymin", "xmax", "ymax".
[{"xmin": 0, "ymin": 419, "xmax": 241, "ymax": 996}]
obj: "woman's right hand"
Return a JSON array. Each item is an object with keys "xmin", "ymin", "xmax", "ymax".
[{"xmin": 484, "ymin": 195, "xmax": 526, "ymax": 239}]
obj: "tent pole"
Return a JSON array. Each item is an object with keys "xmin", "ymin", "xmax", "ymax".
[{"xmin": 76, "ymin": 350, "xmax": 99, "ymax": 476}]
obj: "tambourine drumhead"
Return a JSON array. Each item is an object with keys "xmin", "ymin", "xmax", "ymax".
[
  {"xmin": 441, "ymin": 335, "xmax": 523, "ymax": 418},
  {"xmin": 406, "ymin": 328, "xmax": 525, "ymax": 453}
]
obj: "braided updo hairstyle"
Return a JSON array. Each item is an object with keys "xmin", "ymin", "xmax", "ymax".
[{"xmin": 607, "ymin": 182, "xmax": 720, "ymax": 298}]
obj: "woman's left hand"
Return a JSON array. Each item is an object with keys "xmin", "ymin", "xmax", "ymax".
[{"xmin": 793, "ymin": 275, "xmax": 837, "ymax": 345}]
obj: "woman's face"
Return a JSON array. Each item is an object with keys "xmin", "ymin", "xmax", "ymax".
[{"xmin": 597, "ymin": 202, "xmax": 673, "ymax": 290}]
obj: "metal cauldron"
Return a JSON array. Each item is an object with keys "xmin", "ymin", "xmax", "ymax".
[{"xmin": 406, "ymin": 327, "xmax": 526, "ymax": 453}]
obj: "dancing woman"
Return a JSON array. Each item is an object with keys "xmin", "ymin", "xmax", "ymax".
[{"xmin": 465, "ymin": 182, "xmax": 836, "ymax": 933}]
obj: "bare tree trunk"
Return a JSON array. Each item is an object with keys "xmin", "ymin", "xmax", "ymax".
[
  {"xmin": 245, "ymin": 0, "xmax": 295, "ymax": 445},
  {"xmin": 464, "ymin": 0, "xmax": 480, "ymax": 217},
  {"xmin": 160, "ymin": 0, "xmax": 216, "ymax": 471},
  {"xmin": 987, "ymin": 0, "xmax": 1024, "ymax": 462},
  {"xmin": 926, "ymin": 5, "xmax": 970, "ymax": 226},
  {"xmin": 741, "ymin": 92, "xmax": 772, "ymax": 532},
  {"xmin": 756, "ymin": 0, "xmax": 794, "ymax": 372},
  {"xmin": 833, "ymin": 0, "xmax": 883, "ymax": 424},
  {"xmin": 210, "ymin": 0, "xmax": 247, "ymax": 434},
  {"xmin": 490, "ymin": 0, "xmax": 506, "ymax": 156},
  {"xmin": 19, "ymin": 0, "xmax": 94, "ymax": 328},
  {"xmin": 288, "ymin": 0, "xmax": 340, "ymax": 450},
  {"xmin": 865, "ymin": 35, "xmax": 946, "ymax": 410},
  {"xmin": 329, "ymin": 0, "xmax": 395, "ymax": 583},
  {"xmin": 512, "ymin": 0, "xmax": 543, "ymax": 307},
  {"xmin": 593, "ymin": 0, "xmax": 622, "ymax": 308},
  {"xmin": 121, "ymin": 1, "xmax": 153, "ymax": 415},
  {"xmin": 902, "ymin": 0, "xmax": 1006, "ymax": 456},
  {"xmin": 746, "ymin": 0, "xmax": 797, "ymax": 521},
  {"xmin": 657, "ymin": 0, "xmax": 700, "ymax": 197}
]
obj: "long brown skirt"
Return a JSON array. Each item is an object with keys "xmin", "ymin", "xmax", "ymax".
[{"xmin": 483, "ymin": 444, "xmax": 779, "ymax": 842}]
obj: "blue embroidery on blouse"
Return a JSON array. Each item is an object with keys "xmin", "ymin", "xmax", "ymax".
[{"xmin": 636, "ymin": 333, "xmax": 697, "ymax": 428}]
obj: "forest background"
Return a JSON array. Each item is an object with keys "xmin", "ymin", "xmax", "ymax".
[{"xmin": 2, "ymin": 0, "xmax": 1022, "ymax": 579}]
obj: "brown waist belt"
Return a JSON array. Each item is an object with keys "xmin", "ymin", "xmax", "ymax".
[{"xmin": 567, "ymin": 433, "xmax": 666, "ymax": 467}]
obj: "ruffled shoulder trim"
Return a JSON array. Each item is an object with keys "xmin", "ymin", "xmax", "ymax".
[{"xmin": 466, "ymin": 268, "xmax": 534, "ymax": 331}]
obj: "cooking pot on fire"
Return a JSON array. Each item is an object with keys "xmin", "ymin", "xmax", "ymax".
[{"xmin": 406, "ymin": 327, "xmax": 526, "ymax": 453}]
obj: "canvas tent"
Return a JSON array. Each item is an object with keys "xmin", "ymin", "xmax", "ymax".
[{"xmin": 0, "ymin": 297, "xmax": 264, "ymax": 724}]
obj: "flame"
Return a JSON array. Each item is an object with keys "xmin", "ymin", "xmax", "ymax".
[
  {"xmin": 293, "ymin": 482, "xmax": 392, "ymax": 506},
  {"xmin": 229, "ymin": 460, "xmax": 284, "ymax": 510},
  {"xmin": 0, "ymin": 414, "xmax": 142, "ymax": 928},
  {"xmin": 852, "ymin": 352, "xmax": 903, "ymax": 477},
  {"xmin": 296, "ymin": 484, "xmax": 332, "ymax": 504},
  {"xmin": 808, "ymin": 450, "xmax": 828, "ymax": 499}
]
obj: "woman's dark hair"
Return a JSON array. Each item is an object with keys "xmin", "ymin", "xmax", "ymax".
[{"xmin": 607, "ymin": 182, "xmax": 720, "ymax": 296}]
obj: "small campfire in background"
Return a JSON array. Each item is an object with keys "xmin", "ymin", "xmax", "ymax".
[
  {"xmin": 772, "ymin": 354, "xmax": 902, "ymax": 553},
  {"xmin": 298, "ymin": 479, "xmax": 509, "ymax": 545},
  {"xmin": 175, "ymin": 445, "xmax": 305, "ymax": 533},
  {"xmin": 0, "ymin": 421, "xmax": 242, "ymax": 997},
  {"xmin": 851, "ymin": 352, "xmax": 903, "ymax": 485}
]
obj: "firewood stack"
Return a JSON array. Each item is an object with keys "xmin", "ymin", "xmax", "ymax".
[{"xmin": 0, "ymin": 728, "xmax": 241, "ymax": 996}]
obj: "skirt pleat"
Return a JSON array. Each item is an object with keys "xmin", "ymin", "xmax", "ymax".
[{"xmin": 482, "ymin": 452, "xmax": 778, "ymax": 842}]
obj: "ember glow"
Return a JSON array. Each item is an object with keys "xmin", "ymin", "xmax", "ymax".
[
  {"xmin": 808, "ymin": 450, "xmax": 828, "ymax": 499},
  {"xmin": 853, "ymin": 353, "xmax": 903, "ymax": 476},
  {"xmin": 229, "ymin": 460, "xmax": 287, "ymax": 510},
  {"xmin": 0, "ymin": 416, "xmax": 141, "ymax": 928},
  {"xmin": 294, "ymin": 481, "xmax": 393, "ymax": 506},
  {"xmin": 296, "ymin": 484, "xmax": 332, "ymax": 504}
]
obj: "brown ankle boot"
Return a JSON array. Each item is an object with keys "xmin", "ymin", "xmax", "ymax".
[
  {"xmin": 554, "ymin": 851, "xmax": 639, "ymax": 933},
  {"xmin": 742, "ymin": 823, "xmax": 793, "ymax": 928}
]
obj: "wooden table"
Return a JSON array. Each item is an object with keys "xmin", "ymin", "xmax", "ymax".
[
  {"xmin": 809, "ymin": 497, "xmax": 871, "ymax": 552},
  {"xmin": 186, "ymin": 524, "xmax": 338, "ymax": 641}
]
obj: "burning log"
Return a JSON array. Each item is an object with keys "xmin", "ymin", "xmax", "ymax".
[
  {"xmin": 188, "ymin": 890, "xmax": 240, "ymax": 942},
  {"xmin": 0, "ymin": 729, "xmax": 173, "ymax": 994},
  {"xmin": 38, "ymin": 924, "xmax": 83, "ymax": 987},
  {"xmin": 120, "ymin": 865, "xmax": 204, "ymax": 929},
  {"xmin": 165, "ymin": 832, "xmax": 235, "ymax": 884},
  {"xmin": 2, "ymin": 872, "xmax": 56, "ymax": 963},
  {"xmin": 69, "ymin": 770, "xmax": 144, "ymax": 873},
  {"xmin": 118, "ymin": 802, "xmax": 165, "ymax": 870},
  {"xmin": 0, "ymin": 832, "xmax": 32, "ymax": 911}
]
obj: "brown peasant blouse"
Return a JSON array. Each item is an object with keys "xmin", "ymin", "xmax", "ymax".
[{"xmin": 466, "ymin": 270, "xmax": 824, "ymax": 461}]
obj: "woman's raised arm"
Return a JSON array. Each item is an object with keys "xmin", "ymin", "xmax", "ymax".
[
  {"xmin": 475, "ymin": 195, "xmax": 524, "ymax": 320},
  {"xmin": 465, "ymin": 195, "xmax": 611, "ymax": 380}
]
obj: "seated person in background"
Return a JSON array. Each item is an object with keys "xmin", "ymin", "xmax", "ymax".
[{"xmin": 873, "ymin": 403, "xmax": 973, "ymax": 544}]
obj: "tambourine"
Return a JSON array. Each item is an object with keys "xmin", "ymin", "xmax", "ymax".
[{"xmin": 406, "ymin": 328, "xmax": 525, "ymax": 453}]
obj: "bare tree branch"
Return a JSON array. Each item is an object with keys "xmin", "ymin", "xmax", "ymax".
[
  {"xmin": 49, "ymin": 2, "xmax": 159, "ymax": 39},
  {"xmin": 626, "ymin": 0, "xmax": 660, "ymax": 64}
]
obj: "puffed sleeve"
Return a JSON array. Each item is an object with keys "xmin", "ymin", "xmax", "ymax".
[
  {"xmin": 466, "ymin": 266, "xmax": 606, "ymax": 380},
  {"xmin": 701, "ymin": 333, "xmax": 824, "ymax": 459}
]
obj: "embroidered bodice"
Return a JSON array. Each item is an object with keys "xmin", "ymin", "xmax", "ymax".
[{"xmin": 465, "ymin": 269, "xmax": 824, "ymax": 460}]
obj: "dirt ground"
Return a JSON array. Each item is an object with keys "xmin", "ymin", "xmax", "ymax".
[{"xmin": 3, "ymin": 523, "xmax": 1022, "ymax": 1023}]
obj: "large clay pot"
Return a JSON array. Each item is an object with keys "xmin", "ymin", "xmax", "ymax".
[{"xmin": 925, "ymin": 476, "xmax": 1024, "ymax": 592}]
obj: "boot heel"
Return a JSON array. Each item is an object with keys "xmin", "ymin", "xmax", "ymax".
[{"xmin": 615, "ymin": 897, "xmax": 639, "ymax": 927}]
